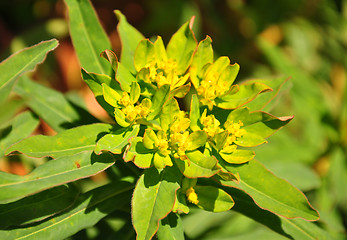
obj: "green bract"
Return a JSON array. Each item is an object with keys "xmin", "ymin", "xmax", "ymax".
[{"xmin": 0, "ymin": 4, "xmax": 327, "ymax": 240}]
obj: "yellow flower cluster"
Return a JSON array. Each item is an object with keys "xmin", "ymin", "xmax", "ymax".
[
  {"xmin": 196, "ymin": 72, "xmax": 229, "ymax": 108},
  {"xmin": 118, "ymin": 92, "xmax": 151, "ymax": 122},
  {"xmin": 186, "ymin": 187, "xmax": 199, "ymax": 205},
  {"xmin": 200, "ymin": 110, "xmax": 246, "ymax": 153},
  {"xmin": 145, "ymin": 59, "xmax": 189, "ymax": 89},
  {"xmin": 169, "ymin": 112, "xmax": 191, "ymax": 160}
]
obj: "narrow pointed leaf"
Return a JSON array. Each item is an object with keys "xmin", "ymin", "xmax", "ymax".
[
  {"xmin": 0, "ymin": 39, "xmax": 58, "ymax": 104},
  {"xmin": 134, "ymin": 39, "xmax": 155, "ymax": 72},
  {"xmin": 115, "ymin": 10, "xmax": 145, "ymax": 74},
  {"xmin": 0, "ymin": 182, "xmax": 133, "ymax": 239},
  {"xmin": 132, "ymin": 167, "xmax": 181, "ymax": 240},
  {"xmin": 245, "ymin": 77, "xmax": 290, "ymax": 112},
  {"xmin": 0, "ymin": 151, "xmax": 115, "ymax": 204},
  {"xmin": 190, "ymin": 36, "xmax": 213, "ymax": 88},
  {"xmin": 167, "ymin": 20, "xmax": 197, "ymax": 74},
  {"xmin": 0, "ymin": 185, "xmax": 78, "ymax": 229},
  {"xmin": 215, "ymin": 82, "xmax": 272, "ymax": 109},
  {"xmin": 0, "ymin": 111, "xmax": 39, "ymax": 157},
  {"xmin": 223, "ymin": 159, "xmax": 319, "ymax": 220},
  {"xmin": 14, "ymin": 76, "xmax": 98, "ymax": 132},
  {"xmin": 6, "ymin": 123, "xmax": 112, "ymax": 158},
  {"xmin": 228, "ymin": 187, "xmax": 331, "ymax": 240},
  {"xmin": 227, "ymin": 107, "xmax": 293, "ymax": 147},
  {"xmin": 64, "ymin": 0, "xmax": 111, "ymax": 74},
  {"xmin": 95, "ymin": 124, "xmax": 139, "ymax": 154}
]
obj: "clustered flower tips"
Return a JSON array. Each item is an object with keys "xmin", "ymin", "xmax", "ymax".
[
  {"xmin": 185, "ymin": 187, "xmax": 199, "ymax": 205},
  {"xmin": 143, "ymin": 59, "xmax": 189, "ymax": 90}
]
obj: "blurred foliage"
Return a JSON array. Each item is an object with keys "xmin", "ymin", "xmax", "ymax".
[{"xmin": 0, "ymin": 0, "xmax": 346, "ymax": 239}]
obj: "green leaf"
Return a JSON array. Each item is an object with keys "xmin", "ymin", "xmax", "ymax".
[
  {"xmin": 160, "ymin": 98, "xmax": 180, "ymax": 132},
  {"xmin": 228, "ymin": 187, "xmax": 331, "ymax": 240},
  {"xmin": 130, "ymin": 81, "xmax": 141, "ymax": 104},
  {"xmin": 102, "ymin": 83, "xmax": 122, "ymax": 107},
  {"xmin": 124, "ymin": 137, "xmax": 154, "ymax": 168},
  {"xmin": 0, "ymin": 185, "xmax": 78, "ymax": 229},
  {"xmin": 220, "ymin": 150, "xmax": 255, "ymax": 164},
  {"xmin": 166, "ymin": 20, "xmax": 197, "ymax": 74},
  {"xmin": 64, "ymin": 0, "xmax": 111, "ymax": 74},
  {"xmin": 215, "ymin": 82, "xmax": 272, "ymax": 109},
  {"xmin": 0, "ymin": 39, "xmax": 58, "ymax": 104},
  {"xmin": 115, "ymin": 10, "xmax": 145, "ymax": 74},
  {"xmin": 147, "ymin": 85, "xmax": 170, "ymax": 120},
  {"xmin": 143, "ymin": 128, "xmax": 158, "ymax": 150},
  {"xmin": 0, "ymin": 111, "xmax": 39, "ymax": 157},
  {"xmin": 154, "ymin": 36, "xmax": 168, "ymax": 63},
  {"xmin": 0, "ymin": 151, "xmax": 115, "ymax": 204},
  {"xmin": 81, "ymin": 69, "xmax": 116, "ymax": 115},
  {"xmin": 0, "ymin": 182, "xmax": 133, "ymax": 239},
  {"xmin": 100, "ymin": 49, "xmax": 118, "ymax": 73},
  {"xmin": 14, "ymin": 75, "xmax": 97, "ymax": 132},
  {"xmin": 189, "ymin": 94, "xmax": 201, "ymax": 131},
  {"xmin": 227, "ymin": 107, "xmax": 293, "ymax": 147},
  {"xmin": 175, "ymin": 150, "xmax": 220, "ymax": 178},
  {"xmin": 157, "ymin": 212, "xmax": 184, "ymax": 240},
  {"xmin": 222, "ymin": 159, "xmax": 319, "ymax": 220},
  {"xmin": 186, "ymin": 130, "xmax": 208, "ymax": 151},
  {"xmin": 6, "ymin": 123, "xmax": 112, "ymax": 158},
  {"xmin": 195, "ymin": 186, "xmax": 234, "ymax": 212},
  {"xmin": 132, "ymin": 166, "xmax": 181, "ymax": 240},
  {"xmin": 245, "ymin": 77, "xmax": 290, "ymax": 112},
  {"xmin": 190, "ymin": 36, "xmax": 213, "ymax": 88},
  {"xmin": 134, "ymin": 39, "xmax": 155, "ymax": 72},
  {"xmin": 95, "ymin": 124, "xmax": 140, "ymax": 154},
  {"xmin": 116, "ymin": 62, "xmax": 136, "ymax": 92}
]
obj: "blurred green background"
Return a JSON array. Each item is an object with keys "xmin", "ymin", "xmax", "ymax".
[{"xmin": 1, "ymin": 0, "xmax": 346, "ymax": 239}]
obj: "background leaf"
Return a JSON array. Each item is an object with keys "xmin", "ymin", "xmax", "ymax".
[
  {"xmin": 221, "ymin": 159, "xmax": 319, "ymax": 221},
  {"xmin": 0, "ymin": 111, "xmax": 39, "ymax": 157},
  {"xmin": 14, "ymin": 75, "xmax": 99, "ymax": 132},
  {"xmin": 0, "ymin": 182, "xmax": 133, "ymax": 240},
  {"xmin": 0, "ymin": 185, "xmax": 78, "ymax": 229},
  {"xmin": 6, "ymin": 123, "xmax": 112, "ymax": 158},
  {"xmin": 0, "ymin": 150, "xmax": 115, "ymax": 204},
  {"xmin": 64, "ymin": 0, "xmax": 111, "ymax": 74},
  {"xmin": 0, "ymin": 39, "xmax": 58, "ymax": 104}
]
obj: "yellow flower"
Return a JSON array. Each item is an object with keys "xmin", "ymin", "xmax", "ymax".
[
  {"xmin": 145, "ymin": 59, "xmax": 189, "ymax": 90},
  {"xmin": 186, "ymin": 187, "xmax": 199, "ymax": 205},
  {"xmin": 155, "ymin": 131, "xmax": 170, "ymax": 156},
  {"xmin": 200, "ymin": 110, "xmax": 221, "ymax": 138},
  {"xmin": 221, "ymin": 120, "xmax": 247, "ymax": 153}
]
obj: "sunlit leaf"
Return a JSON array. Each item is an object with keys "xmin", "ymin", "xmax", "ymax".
[
  {"xmin": 6, "ymin": 123, "xmax": 112, "ymax": 158},
  {"xmin": 0, "ymin": 182, "xmax": 133, "ymax": 239},
  {"xmin": 132, "ymin": 167, "xmax": 181, "ymax": 240},
  {"xmin": 64, "ymin": 0, "xmax": 111, "ymax": 74},
  {"xmin": 0, "ymin": 39, "xmax": 58, "ymax": 104},
  {"xmin": 0, "ymin": 151, "xmax": 115, "ymax": 204}
]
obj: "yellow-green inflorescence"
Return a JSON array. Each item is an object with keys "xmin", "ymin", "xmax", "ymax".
[
  {"xmin": 144, "ymin": 59, "xmax": 190, "ymax": 90},
  {"xmin": 200, "ymin": 109, "xmax": 246, "ymax": 153}
]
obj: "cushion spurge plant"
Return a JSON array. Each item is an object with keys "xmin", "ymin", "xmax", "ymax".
[{"xmin": 0, "ymin": 3, "xmax": 324, "ymax": 240}]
